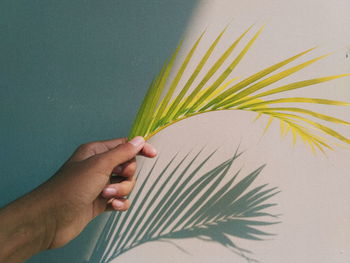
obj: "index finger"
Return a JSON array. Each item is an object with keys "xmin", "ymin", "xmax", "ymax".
[{"xmin": 68, "ymin": 137, "xmax": 127, "ymax": 162}]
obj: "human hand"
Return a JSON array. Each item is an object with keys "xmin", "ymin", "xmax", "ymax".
[
  {"xmin": 0, "ymin": 136, "xmax": 156, "ymax": 263},
  {"xmin": 44, "ymin": 136, "xmax": 156, "ymax": 248}
]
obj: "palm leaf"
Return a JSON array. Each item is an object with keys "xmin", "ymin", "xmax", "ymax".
[
  {"xmin": 200, "ymin": 47, "xmax": 317, "ymax": 111},
  {"xmin": 221, "ymin": 74, "xmax": 350, "ymax": 109},
  {"xmin": 172, "ymin": 24, "xmax": 255, "ymax": 120},
  {"xmin": 251, "ymin": 107, "xmax": 350, "ymax": 126},
  {"xmin": 129, "ymin": 40, "xmax": 182, "ymax": 138},
  {"xmin": 238, "ymin": 97, "xmax": 350, "ymax": 109},
  {"xmin": 128, "ymin": 24, "xmax": 350, "ymax": 153},
  {"xmin": 162, "ymin": 26, "xmax": 229, "ymax": 124},
  {"xmin": 213, "ymin": 53, "xmax": 331, "ymax": 109},
  {"xmin": 150, "ymin": 32, "xmax": 205, "ymax": 131},
  {"xmin": 186, "ymin": 25, "xmax": 264, "ymax": 114},
  {"xmin": 90, "ymin": 149, "xmax": 279, "ymax": 263}
]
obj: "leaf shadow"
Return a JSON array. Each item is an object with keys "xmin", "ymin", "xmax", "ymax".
[{"xmin": 89, "ymin": 148, "xmax": 280, "ymax": 263}]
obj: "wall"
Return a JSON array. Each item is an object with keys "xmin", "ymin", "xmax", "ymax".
[
  {"xmin": 0, "ymin": 1, "xmax": 197, "ymax": 262},
  {"xmin": 92, "ymin": 0, "xmax": 350, "ymax": 262}
]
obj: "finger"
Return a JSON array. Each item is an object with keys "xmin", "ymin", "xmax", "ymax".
[
  {"xmin": 119, "ymin": 159, "xmax": 136, "ymax": 178},
  {"xmin": 140, "ymin": 142, "xmax": 157, "ymax": 158},
  {"xmin": 108, "ymin": 142, "xmax": 157, "ymax": 177},
  {"xmin": 112, "ymin": 158, "xmax": 136, "ymax": 176},
  {"xmin": 102, "ymin": 176, "xmax": 136, "ymax": 198},
  {"xmin": 94, "ymin": 136, "xmax": 145, "ymax": 172},
  {"xmin": 106, "ymin": 198, "xmax": 130, "ymax": 211},
  {"xmin": 69, "ymin": 137, "xmax": 127, "ymax": 162},
  {"xmin": 99, "ymin": 137, "xmax": 128, "ymax": 150},
  {"xmin": 111, "ymin": 143, "xmax": 155, "ymax": 174}
]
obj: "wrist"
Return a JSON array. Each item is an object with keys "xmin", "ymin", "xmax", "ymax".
[
  {"xmin": 0, "ymin": 184, "xmax": 57, "ymax": 262},
  {"xmin": 28, "ymin": 183, "xmax": 58, "ymax": 251}
]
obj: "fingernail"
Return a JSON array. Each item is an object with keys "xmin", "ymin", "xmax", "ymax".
[
  {"xmin": 114, "ymin": 200, "xmax": 124, "ymax": 209},
  {"xmin": 102, "ymin": 187, "xmax": 117, "ymax": 197},
  {"xmin": 129, "ymin": 136, "xmax": 145, "ymax": 147}
]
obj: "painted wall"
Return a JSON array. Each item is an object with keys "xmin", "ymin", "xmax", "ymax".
[
  {"xmin": 2, "ymin": 1, "xmax": 350, "ymax": 262},
  {"xmin": 0, "ymin": 1, "xmax": 197, "ymax": 262},
  {"xmin": 89, "ymin": 0, "xmax": 350, "ymax": 262}
]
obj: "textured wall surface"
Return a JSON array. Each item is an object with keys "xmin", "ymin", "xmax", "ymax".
[
  {"xmin": 2, "ymin": 0, "xmax": 350, "ymax": 262},
  {"xmin": 0, "ymin": 1, "xmax": 196, "ymax": 262},
  {"xmin": 100, "ymin": 0, "xmax": 350, "ymax": 262}
]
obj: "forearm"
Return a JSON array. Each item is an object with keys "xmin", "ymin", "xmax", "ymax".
[
  {"xmin": 0, "ymin": 136, "xmax": 153, "ymax": 262},
  {"xmin": 0, "ymin": 186, "xmax": 56, "ymax": 263}
]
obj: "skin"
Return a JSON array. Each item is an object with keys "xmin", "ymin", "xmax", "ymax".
[{"xmin": 0, "ymin": 136, "xmax": 156, "ymax": 263}]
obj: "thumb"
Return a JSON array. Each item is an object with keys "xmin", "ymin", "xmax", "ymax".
[{"xmin": 95, "ymin": 136, "xmax": 145, "ymax": 171}]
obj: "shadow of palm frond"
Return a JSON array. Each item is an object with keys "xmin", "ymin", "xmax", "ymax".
[{"xmin": 90, "ymin": 148, "xmax": 280, "ymax": 263}]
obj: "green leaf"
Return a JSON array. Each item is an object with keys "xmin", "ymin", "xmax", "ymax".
[
  {"xmin": 173, "ymin": 25, "xmax": 254, "ymax": 119},
  {"xmin": 187, "ymin": 25, "xmax": 264, "ymax": 113},
  {"xmin": 225, "ymin": 74, "xmax": 350, "ymax": 109},
  {"xmin": 151, "ymin": 31, "xmax": 206, "ymax": 132},
  {"xmin": 128, "ymin": 24, "xmax": 350, "ymax": 153},
  {"xmin": 201, "ymin": 47, "xmax": 316, "ymax": 111},
  {"xmin": 163, "ymin": 26, "xmax": 229, "ymax": 123},
  {"xmin": 238, "ymin": 97, "xmax": 350, "ymax": 109},
  {"xmin": 220, "ymin": 54, "xmax": 331, "ymax": 109},
  {"xmin": 251, "ymin": 107, "xmax": 350, "ymax": 126}
]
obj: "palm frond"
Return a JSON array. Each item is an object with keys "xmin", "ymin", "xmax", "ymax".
[
  {"xmin": 90, "ymin": 149, "xmax": 279, "ymax": 263},
  {"xmin": 128, "ymin": 24, "xmax": 350, "ymax": 152}
]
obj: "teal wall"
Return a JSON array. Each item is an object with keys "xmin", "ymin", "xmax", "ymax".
[{"xmin": 0, "ymin": 0, "xmax": 196, "ymax": 262}]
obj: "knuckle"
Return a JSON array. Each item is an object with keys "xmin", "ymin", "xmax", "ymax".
[
  {"xmin": 113, "ymin": 144, "xmax": 137, "ymax": 164},
  {"xmin": 123, "ymin": 163, "xmax": 136, "ymax": 177},
  {"xmin": 93, "ymin": 155, "xmax": 110, "ymax": 168},
  {"xmin": 124, "ymin": 143, "xmax": 137, "ymax": 157},
  {"xmin": 116, "ymin": 185, "xmax": 131, "ymax": 196},
  {"xmin": 77, "ymin": 142, "xmax": 96, "ymax": 152}
]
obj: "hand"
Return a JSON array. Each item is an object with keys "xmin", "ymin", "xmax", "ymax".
[{"xmin": 0, "ymin": 136, "xmax": 156, "ymax": 263}]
